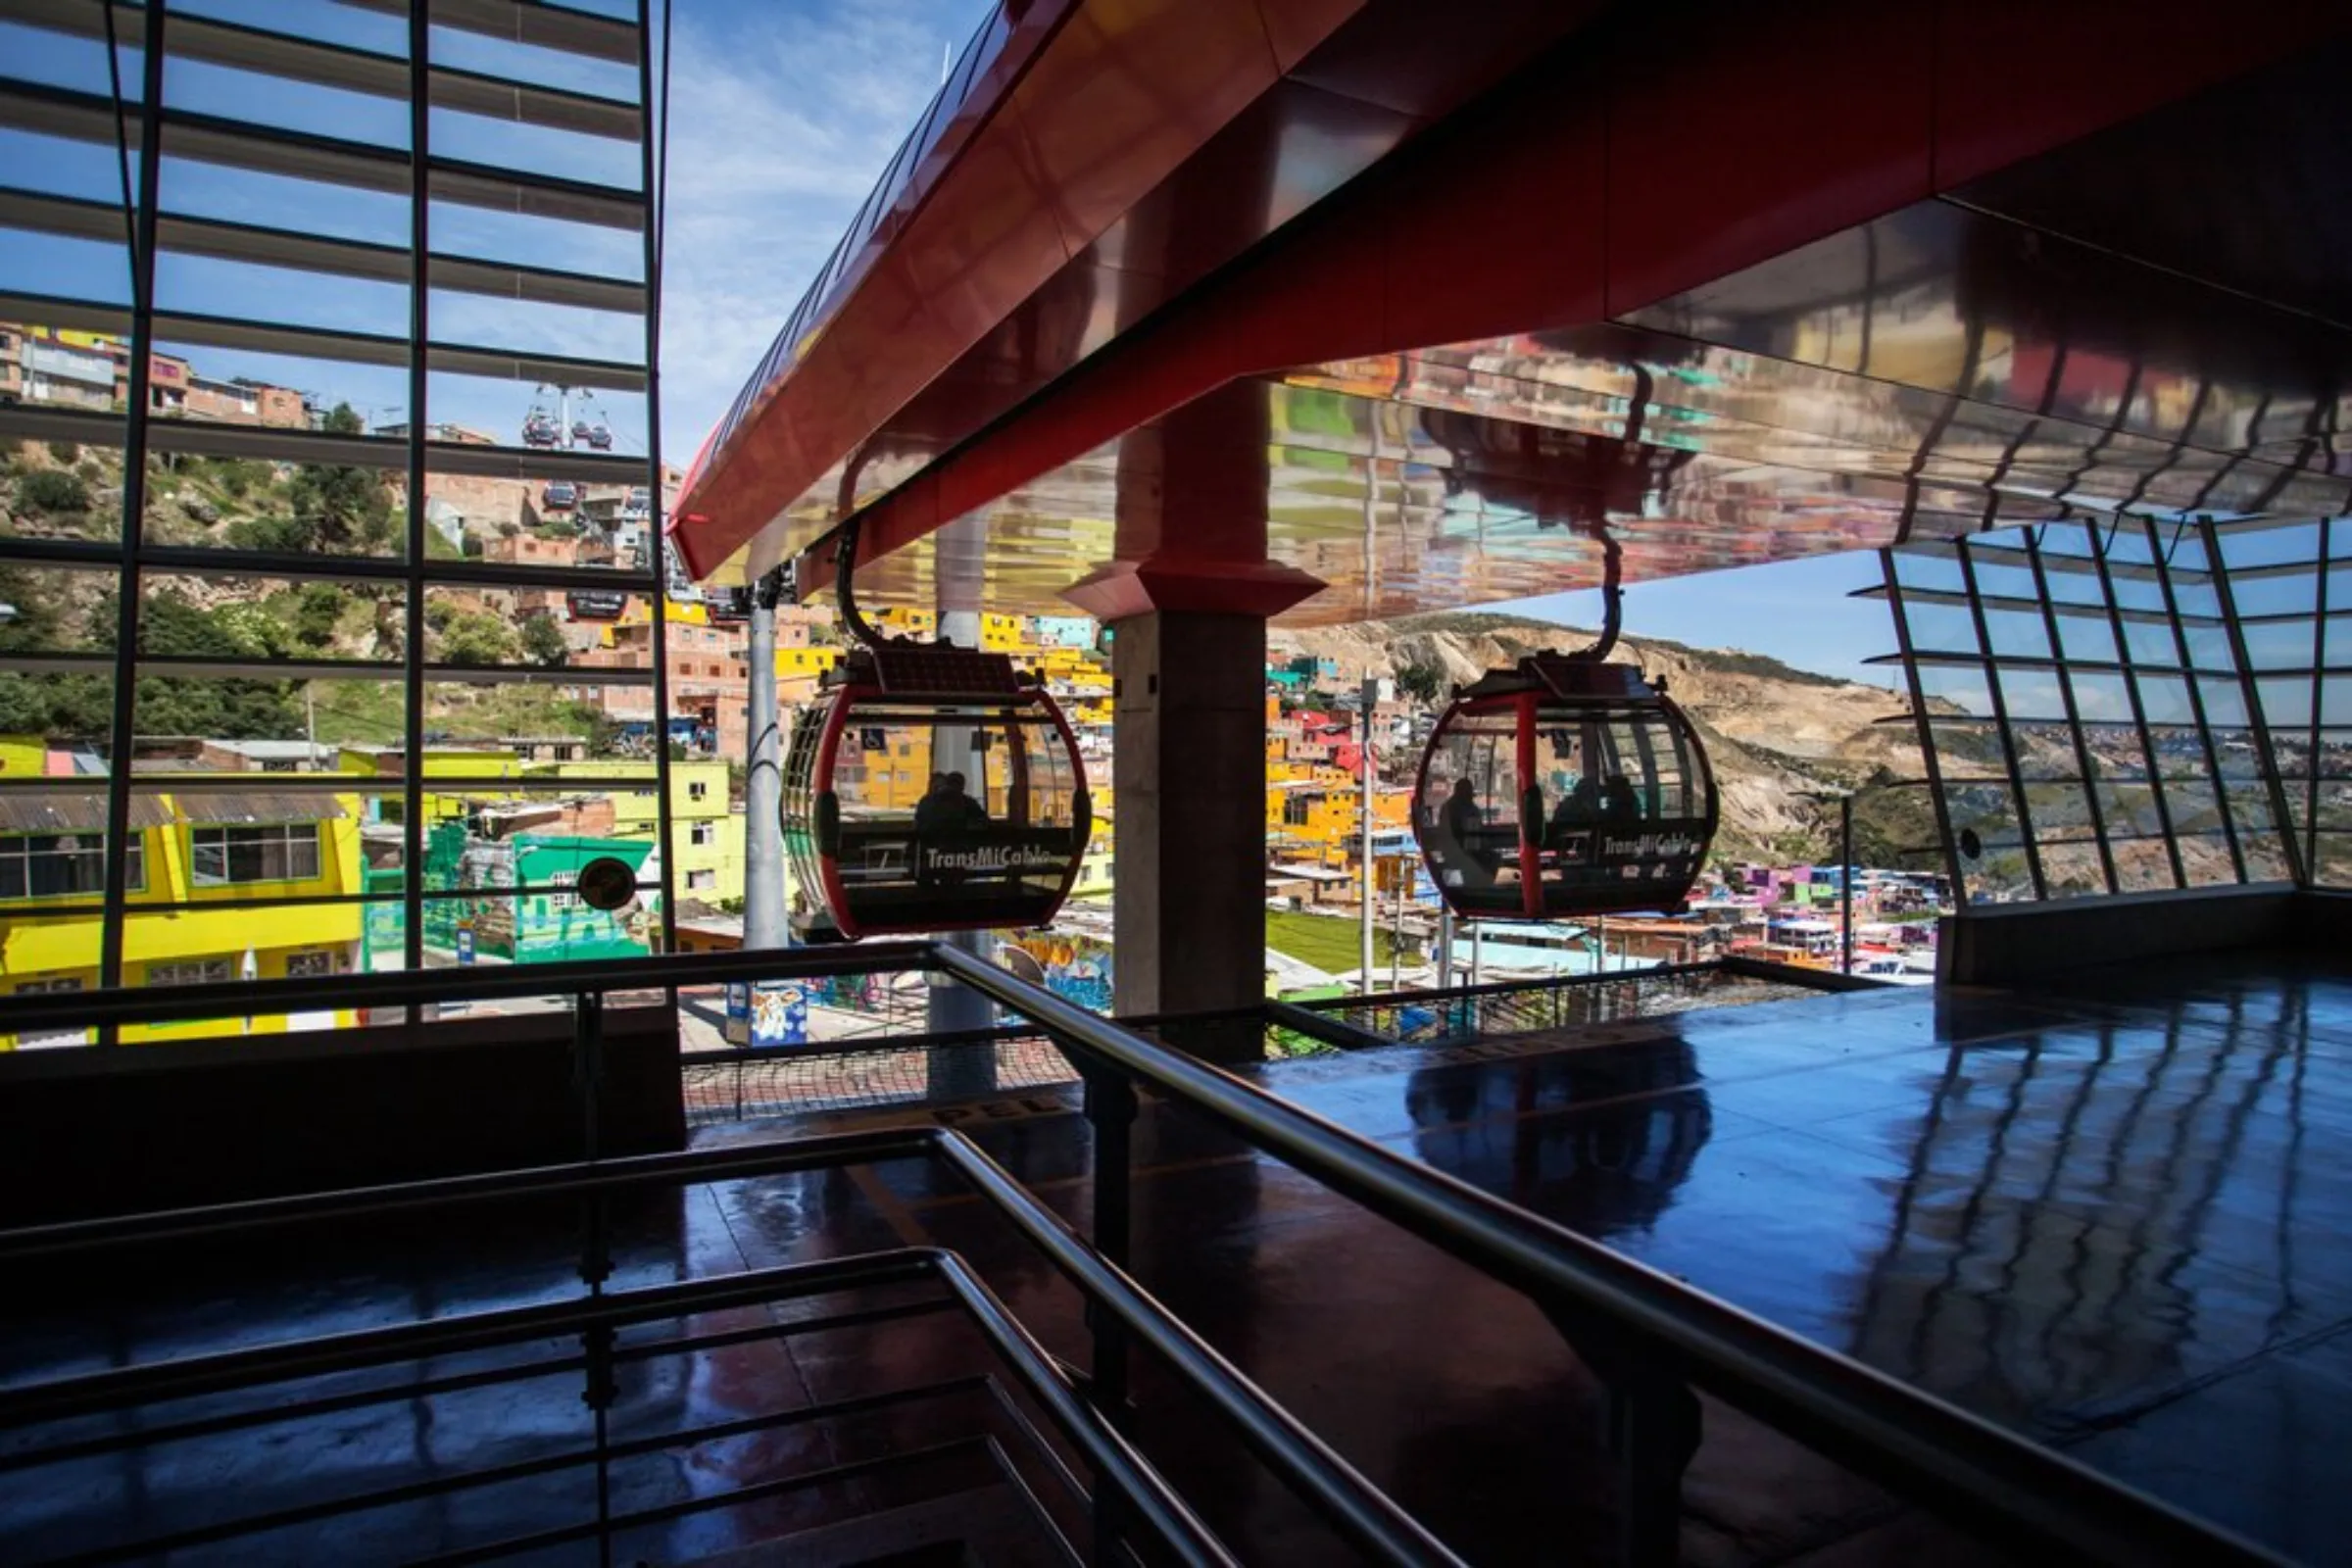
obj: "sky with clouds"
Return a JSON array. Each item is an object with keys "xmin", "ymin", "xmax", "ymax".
[{"xmin": 657, "ymin": 0, "xmax": 985, "ymax": 464}]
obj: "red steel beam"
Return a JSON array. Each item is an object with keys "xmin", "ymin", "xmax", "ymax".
[{"xmin": 799, "ymin": 0, "xmax": 2348, "ymax": 598}]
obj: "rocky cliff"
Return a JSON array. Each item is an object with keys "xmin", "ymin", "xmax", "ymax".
[{"xmin": 1270, "ymin": 612, "xmax": 1943, "ymax": 867}]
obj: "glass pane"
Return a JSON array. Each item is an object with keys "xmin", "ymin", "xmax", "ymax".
[
  {"xmin": 2109, "ymin": 833, "xmax": 2180, "ymax": 894},
  {"xmin": 2023, "ymin": 778, "xmax": 2098, "ymax": 843},
  {"xmin": 3, "ymin": 431, "xmax": 124, "ymax": 542},
  {"xmin": 2053, "ymin": 606, "xmax": 2119, "ymax": 663},
  {"xmin": 1982, "ymin": 606, "xmax": 2050, "ymax": 660},
  {"xmin": 2037, "ymin": 838, "xmax": 2109, "ymax": 899},
  {"xmin": 2119, "ymin": 615, "xmax": 2183, "ymax": 668},
  {"xmin": 2170, "ymin": 832, "xmax": 2242, "ymax": 888},
  {"xmin": 1900, "ymin": 599, "xmax": 1979, "ymax": 655},
  {"xmin": 2313, "ymin": 832, "xmax": 2352, "ymax": 890}
]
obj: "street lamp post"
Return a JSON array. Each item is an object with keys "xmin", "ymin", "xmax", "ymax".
[
  {"xmin": 1838, "ymin": 791, "xmax": 1854, "ymax": 975},
  {"xmin": 1798, "ymin": 789, "xmax": 1857, "ymax": 975}
]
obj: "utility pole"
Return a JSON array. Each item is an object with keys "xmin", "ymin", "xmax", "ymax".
[
  {"xmin": 741, "ymin": 566, "xmax": 786, "ymax": 950},
  {"xmin": 927, "ymin": 607, "xmax": 995, "ymax": 1096},
  {"xmin": 1391, "ymin": 871, "xmax": 1403, "ymax": 989},
  {"xmin": 1358, "ymin": 673, "xmax": 1377, "ymax": 995},
  {"xmin": 1839, "ymin": 790, "xmax": 1856, "ymax": 975}
]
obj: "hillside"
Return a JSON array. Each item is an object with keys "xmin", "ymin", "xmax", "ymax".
[
  {"xmin": 1270, "ymin": 611, "xmax": 1944, "ymax": 868},
  {"xmin": 1, "ymin": 431, "xmax": 600, "ymax": 751}
]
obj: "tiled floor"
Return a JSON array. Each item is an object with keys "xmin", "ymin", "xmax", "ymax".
[{"xmin": 2, "ymin": 953, "xmax": 2346, "ymax": 1563}]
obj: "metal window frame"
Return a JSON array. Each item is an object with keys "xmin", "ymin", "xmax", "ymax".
[
  {"xmin": 1953, "ymin": 534, "xmax": 2049, "ymax": 901},
  {"xmin": 2, "ymin": 0, "xmax": 668, "ymax": 1002},
  {"xmin": 2202, "ymin": 514, "xmax": 2310, "ymax": 887}
]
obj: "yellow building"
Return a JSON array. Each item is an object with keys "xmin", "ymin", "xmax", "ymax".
[
  {"xmin": 2, "ymin": 787, "xmax": 368, "ymax": 1046},
  {"xmin": 1266, "ymin": 779, "xmax": 1411, "ymax": 872},
  {"xmin": 1068, "ymin": 802, "xmax": 1115, "ymax": 901},
  {"xmin": 336, "ymin": 745, "xmax": 528, "ymax": 826},
  {"xmin": 529, "ymin": 758, "xmax": 747, "ymax": 905}
]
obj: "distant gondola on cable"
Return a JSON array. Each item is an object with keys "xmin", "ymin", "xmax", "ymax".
[
  {"xmin": 781, "ymin": 523, "xmax": 1091, "ymax": 942},
  {"xmin": 1413, "ymin": 530, "xmax": 1717, "ymax": 921},
  {"xmin": 520, "ymin": 409, "xmax": 560, "ymax": 449},
  {"xmin": 566, "ymin": 589, "xmax": 627, "ymax": 620}
]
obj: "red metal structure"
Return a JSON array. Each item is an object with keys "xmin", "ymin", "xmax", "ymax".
[{"xmin": 675, "ymin": 0, "xmax": 2352, "ymax": 616}]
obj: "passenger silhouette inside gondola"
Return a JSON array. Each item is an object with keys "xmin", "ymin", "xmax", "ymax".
[
  {"xmin": 1602, "ymin": 773, "xmax": 1642, "ymax": 825},
  {"xmin": 915, "ymin": 770, "xmax": 990, "ymax": 888},
  {"xmin": 1442, "ymin": 778, "xmax": 1499, "ymax": 884},
  {"xmin": 1550, "ymin": 774, "xmax": 1602, "ymax": 840}
]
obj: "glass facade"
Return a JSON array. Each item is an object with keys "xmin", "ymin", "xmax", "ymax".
[
  {"xmin": 1882, "ymin": 514, "xmax": 2344, "ymax": 905},
  {"xmin": 0, "ymin": 0, "xmax": 673, "ymax": 1030}
]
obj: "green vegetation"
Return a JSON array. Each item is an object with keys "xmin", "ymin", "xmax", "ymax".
[
  {"xmin": 427, "ymin": 601, "xmax": 521, "ymax": 667},
  {"xmin": 222, "ymin": 404, "xmax": 394, "ymax": 555},
  {"xmin": 17, "ymin": 469, "xmax": 92, "ymax": 515},
  {"xmin": 44, "ymin": 440, "xmax": 78, "ymax": 465},
  {"xmin": 1393, "ymin": 658, "xmax": 1446, "ymax": 704},
  {"xmin": 1265, "ymin": 908, "xmax": 1419, "ymax": 974},
  {"xmin": 133, "ymin": 587, "xmax": 307, "ymax": 738},
  {"xmin": 519, "ymin": 612, "xmax": 568, "ymax": 667}
]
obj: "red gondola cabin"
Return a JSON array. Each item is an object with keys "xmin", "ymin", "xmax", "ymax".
[
  {"xmin": 782, "ymin": 644, "xmax": 1090, "ymax": 940},
  {"xmin": 1415, "ymin": 655, "xmax": 1717, "ymax": 920}
]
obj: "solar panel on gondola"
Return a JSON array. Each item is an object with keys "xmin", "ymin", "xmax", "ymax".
[{"xmin": 780, "ymin": 523, "xmax": 1090, "ymax": 942}]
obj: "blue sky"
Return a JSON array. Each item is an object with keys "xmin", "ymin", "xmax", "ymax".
[{"xmin": 0, "ymin": 0, "xmax": 1899, "ymax": 682}]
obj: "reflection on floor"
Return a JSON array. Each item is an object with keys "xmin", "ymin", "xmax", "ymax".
[{"xmin": 3, "ymin": 952, "xmax": 2346, "ymax": 1563}]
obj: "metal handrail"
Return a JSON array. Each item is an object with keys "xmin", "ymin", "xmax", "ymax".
[
  {"xmin": 0, "ymin": 1243, "xmax": 1230, "ymax": 1568},
  {"xmin": 928, "ymin": 943, "xmax": 2285, "ymax": 1566},
  {"xmin": 0, "ymin": 939, "xmax": 935, "ymax": 1036},
  {"xmin": 0, "ymin": 937, "xmax": 2289, "ymax": 1562},
  {"xmin": 0, "ymin": 1124, "xmax": 1461, "ymax": 1567}
]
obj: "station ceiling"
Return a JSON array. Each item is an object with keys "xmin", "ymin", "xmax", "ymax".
[{"xmin": 676, "ymin": 4, "xmax": 2352, "ymax": 626}]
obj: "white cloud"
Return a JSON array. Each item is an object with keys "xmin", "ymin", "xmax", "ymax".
[{"xmin": 656, "ymin": 0, "xmax": 981, "ymax": 464}]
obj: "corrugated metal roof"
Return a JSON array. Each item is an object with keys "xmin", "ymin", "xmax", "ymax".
[
  {"xmin": 175, "ymin": 794, "xmax": 350, "ymax": 825},
  {"xmin": 0, "ymin": 793, "xmax": 174, "ymax": 833}
]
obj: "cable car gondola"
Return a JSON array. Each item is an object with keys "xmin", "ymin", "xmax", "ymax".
[
  {"xmin": 1413, "ymin": 531, "xmax": 1717, "ymax": 920},
  {"xmin": 782, "ymin": 524, "xmax": 1091, "ymax": 941}
]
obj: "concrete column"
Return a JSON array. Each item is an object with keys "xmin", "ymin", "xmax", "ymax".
[
  {"xmin": 1060, "ymin": 385, "xmax": 1322, "ymax": 1060},
  {"xmin": 1110, "ymin": 610, "xmax": 1271, "ymax": 1037},
  {"xmin": 740, "ymin": 568, "xmax": 785, "ymax": 950}
]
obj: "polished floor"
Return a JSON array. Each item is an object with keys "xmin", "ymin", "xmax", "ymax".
[{"xmin": 2, "ymin": 953, "xmax": 2347, "ymax": 1563}]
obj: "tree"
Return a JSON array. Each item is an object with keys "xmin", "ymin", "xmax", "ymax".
[
  {"xmin": 129, "ymin": 587, "xmax": 304, "ymax": 739},
  {"xmin": 1395, "ymin": 659, "xmax": 1446, "ymax": 705},
  {"xmin": 283, "ymin": 403, "xmax": 394, "ymax": 553},
  {"xmin": 437, "ymin": 610, "xmax": 519, "ymax": 667},
  {"xmin": 291, "ymin": 582, "xmax": 350, "ymax": 649},
  {"xmin": 0, "ymin": 564, "xmax": 111, "ymax": 738},
  {"xmin": 537, "ymin": 515, "xmax": 580, "ymax": 540},
  {"xmin": 519, "ymin": 612, "xmax": 568, "ymax": 667},
  {"xmin": 225, "ymin": 513, "xmax": 314, "ymax": 553}
]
